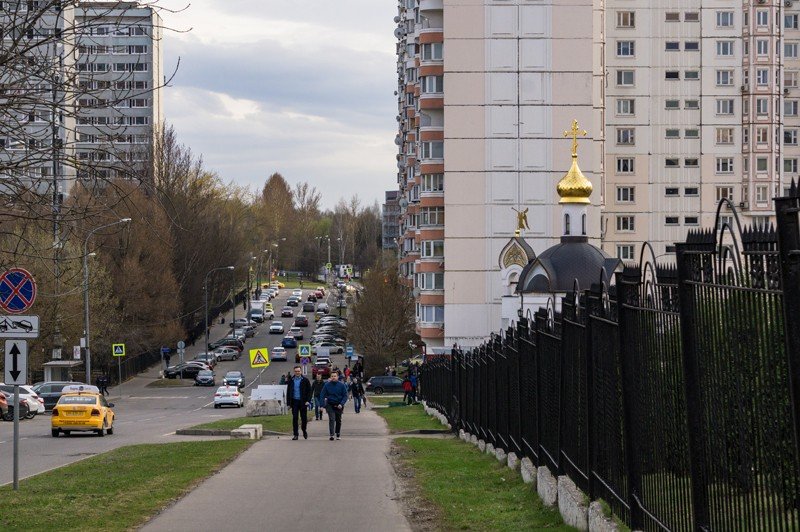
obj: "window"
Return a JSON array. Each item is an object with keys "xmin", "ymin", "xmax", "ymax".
[
  {"xmin": 665, "ymin": 71, "xmax": 680, "ymax": 80},
  {"xmin": 616, "ymin": 216, "xmax": 635, "ymax": 232},
  {"xmin": 785, "ymin": 158, "xmax": 799, "ymax": 173},
  {"xmin": 665, "ymin": 129, "xmax": 680, "ymax": 139},
  {"xmin": 685, "ymin": 129, "xmax": 699, "ymax": 139},
  {"xmin": 684, "ymin": 41, "xmax": 699, "ymax": 51},
  {"xmin": 665, "ymin": 157, "xmax": 680, "ymax": 167},
  {"xmin": 665, "ymin": 12, "xmax": 679, "ymax": 22},
  {"xmin": 616, "ymin": 186, "xmax": 635, "ymax": 202},
  {"xmin": 756, "ymin": 185, "xmax": 769, "ymax": 204},
  {"xmin": 787, "ymin": 71, "xmax": 799, "ymax": 87},
  {"xmin": 757, "ymin": 39, "xmax": 769, "ymax": 56},
  {"xmin": 753, "ymin": 215, "xmax": 771, "ymax": 229},
  {"xmin": 757, "ymin": 127, "xmax": 769, "ymax": 145},
  {"xmin": 421, "ymin": 173, "xmax": 443, "ymax": 192},
  {"xmin": 420, "ymin": 141, "xmax": 443, "ymax": 159},
  {"xmin": 617, "ymin": 245, "xmax": 635, "ymax": 261},
  {"xmin": 419, "ymin": 305, "xmax": 444, "ymax": 323},
  {"xmin": 564, "ymin": 214, "xmax": 571, "ymax": 235},
  {"xmin": 665, "ymin": 216, "xmax": 680, "ymax": 225},
  {"xmin": 684, "ymin": 12, "xmax": 699, "ymax": 22},
  {"xmin": 665, "ymin": 99, "xmax": 680, "ymax": 109},
  {"xmin": 786, "ymin": 42, "xmax": 799, "ymax": 58},
  {"xmin": 616, "ymin": 157, "xmax": 634, "ymax": 173},
  {"xmin": 756, "ymin": 69, "xmax": 769, "ymax": 86},
  {"xmin": 685, "ymin": 99, "xmax": 700, "ymax": 109},
  {"xmin": 785, "ymin": 129, "xmax": 799, "ymax": 146},
  {"xmin": 665, "ymin": 41, "xmax": 680, "ymax": 51},
  {"xmin": 421, "ymin": 240, "xmax": 444, "ymax": 258},
  {"xmin": 616, "ymin": 98, "xmax": 635, "ymax": 115},
  {"xmin": 616, "ymin": 128, "xmax": 635, "ymax": 145},
  {"xmin": 716, "ymin": 70, "xmax": 734, "ymax": 86},
  {"xmin": 756, "ymin": 98, "xmax": 769, "ymax": 116},
  {"xmin": 743, "ymin": 127, "xmax": 750, "ymax": 144},
  {"xmin": 616, "ymin": 70, "xmax": 634, "ymax": 86},
  {"xmin": 785, "ymin": 100, "xmax": 799, "ymax": 116},
  {"xmin": 421, "ymin": 75, "xmax": 443, "ymax": 93},
  {"xmin": 716, "ymin": 158, "xmax": 734, "ymax": 173},
  {"xmin": 717, "ymin": 41, "xmax": 734, "ymax": 56},
  {"xmin": 787, "ymin": 14, "xmax": 799, "ymax": 29},
  {"xmin": 757, "ymin": 10, "xmax": 769, "ymax": 27},
  {"xmin": 684, "ymin": 71, "xmax": 699, "ymax": 80},
  {"xmin": 685, "ymin": 158, "xmax": 699, "ymax": 167},
  {"xmin": 665, "ymin": 187, "xmax": 680, "ymax": 196},
  {"xmin": 716, "ymin": 186, "xmax": 734, "ymax": 202},
  {"xmin": 716, "ymin": 128, "xmax": 734, "ymax": 144},
  {"xmin": 716, "ymin": 99, "xmax": 734, "ymax": 115},
  {"xmin": 685, "ymin": 216, "xmax": 699, "ymax": 225},
  {"xmin": 421, "ymin": 42, "xmax": 443, "ymax": 60},
  {"xmin": 617, "ymin": 11, "xmax": 635, "ymax": 28},
  {"xmin": 417, "ymin": 272, "xmax": 444, "ymax": 290},
  {"xmin": 617, "ymin": 41, "xmax": 635, "ymax": 57},
  {"xmin": 717, "ymin": 11, "xmax": 734, "ymax": 27},
  {"xmin": 756, "ymin": 157, "xmax": 768, "ymax": 172},
  {"xmin": 419, "ymin": 207, "xmax": 444, "ymax": 226},
  {"xmin": 717, "ymin": 215, "xmax": 734, "ymax": 231}
]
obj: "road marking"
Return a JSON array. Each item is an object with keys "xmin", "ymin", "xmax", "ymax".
[
  {"xmin": 128, "ymin": 396, "xmax": 190, "ymax": 399},
  {"xmin": 192, "ymin": 401, "xmax": 214, "ymax": 412},
  {"xmin": 162, "ymin": 431, "xmax": 175, "ymax": 436}
]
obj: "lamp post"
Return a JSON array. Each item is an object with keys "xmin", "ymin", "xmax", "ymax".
[
  {"xmin": 204, "ymin": 266, "xmax": 235, "ymax": 352},
  {"xmin": 83, "ymin": 217, "xmax": 131, "ymax": 384}
]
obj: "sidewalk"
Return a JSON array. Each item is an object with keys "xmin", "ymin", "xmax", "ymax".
[{"xmin": 142, "ymin": 407, "xmax": 411, "ymax": 532}]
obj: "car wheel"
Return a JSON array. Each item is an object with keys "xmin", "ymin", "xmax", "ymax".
[
  {"xmin": 64, "ymin": 431, "xmax": 71, "ymax": 436},
  {"xmin": 51, "ymin": 428, "xmax": 59, "ymax": 437},
  {"xmin": 25, "ymin": 410, "xmax": 36, "ymax": 420},
  {"xmin": 107, "ymin": 425, "xmax": 114, "ymax": 435},
  {"xmin": 2, "ymin": 411, "xmax": 12, "ymax": 421},
  {"xmin": 374, "ymin": 387, "xmax": 384, "ymax": 395},
  {"xmin": 214, "ymin": 404, "xmax": 220, "ymax": 409}
]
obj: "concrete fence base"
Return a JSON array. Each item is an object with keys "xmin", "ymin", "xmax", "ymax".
[
  {"xmin": 507, "ymin": 452, "xmax": 520, "ymax": 470},
  {"xmin": 485, "ymin": 442, "xmax": 495, "ymax": 456},
  {"xmin": 478, "ymin": 439, "xmax": 486, "ymax": 452},
  {"xmin": 588, "ymin": 502, "xmax": 621, "ymax": 532},
  {"xmin": 558, "ymin": 475, "xmax": 589, "ymax": 531},
  {"xmin": 520, "ymin": 457, "xmax": 536, "ymax": 485},
  {"xmin": 537, "ymin": 466, "xmax": 558, "ymax": 506},
  {"xmin": 495, "ymin": 447, "xmax": 507, "ymax": 463}
]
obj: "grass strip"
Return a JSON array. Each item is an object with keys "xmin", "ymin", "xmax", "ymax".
[
  {"xmin": 375, "ymin": 403, "xmax": 448, "ymax": 433},
  {"xmin": 189, "ymin": 414, "xmax": 294, "ymax": 433},
  {"xmin": 0, "ymin": 440, "xmax": 251, "ymax": 531},
  {"xmin": 146, "ymin": 379, "xmax": 196, "ymax": 388},
  {"xmin": 395, "ymin": 437, "xmax": 573, "ymax": 531},
  {"xmin": 367, "ymin": 395, "xmax": 405, "ymax": 406}
]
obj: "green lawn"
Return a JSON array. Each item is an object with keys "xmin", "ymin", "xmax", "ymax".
[
  {"xmin": 395, "ymin": 438, "xmax": 573, "ymax": 531},
  {"xmin": 367, "ymin": 395, "xmax": 404, "ymax": 406},
  {"xmin": 0, "ymin": 441, "xmax": 250, "ymax": 531},
  {"xmin": 375, "ymin": 403, "xmax": 448, "ymax": 433},
  {"xmin": 189, "ymin": 414, "xmax": 294, "ymax": 433}
]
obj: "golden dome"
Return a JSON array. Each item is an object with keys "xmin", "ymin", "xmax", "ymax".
[{"xmin": 557, "ymin": 120, "xmax": 592, "ymax": 204}]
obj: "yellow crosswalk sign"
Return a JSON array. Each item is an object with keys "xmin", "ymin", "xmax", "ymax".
[
  {"xmin": 249, "ymin": 348, "xmax": 270, "ymax": 368},
  {"xmin": 112, "ymin": 343, "xmax": 125, "ymax": 357}
]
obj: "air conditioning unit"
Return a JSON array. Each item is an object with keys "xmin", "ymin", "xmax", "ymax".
[
  {"xmin": 741, "ymin": 85, "xmax": 749, "ymax": 92},
  {"xmin": 786, "ymin": 0, "xmax": 793, "ymax": 7},
  {"xmin": 739, "ymin": 201, "xmax": 750, "ymax": 209},
  {"xmin": 785, "ymin": 88, "xmax": 791, "ymax": 94}
]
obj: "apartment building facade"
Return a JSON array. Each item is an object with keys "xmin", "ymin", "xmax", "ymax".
[{"xmin": 382, "ymin": 189, "xmax": 401, "ymax": 249}]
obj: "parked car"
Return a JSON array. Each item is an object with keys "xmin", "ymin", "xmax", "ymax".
[
  {"xmin": 1, "ymin": 392, "xmax": 30, "ymax": 421},
  {"xmin": 222, "ymin": 371, "xmax": 246, "ymax": 388},
  {"xmin": 0, "ymin": 392, "xmax": 7, "ymax": 419},
  {"xmin": 230, "ymin": 318, "xmax": 256, "ymax": 329},
  {"xmin": 194, "ymin": 370, "xmax": 216, "ymax": 387},
  {"xmin": 214, "ymin": 386, "xmax": 244, "ymax": 408},
  {"xmin": 290, "ymin": 326, "xmax": 304, "ymax": 340},
  {"xmin": 282, "ymin": 335, "xmax": 298, "ymax": 349},
  {"xmin": 317, "ymin": 303, "xmax": 330, "ymax": 314},
  {"xmin": 192, "ymin": 352, "xmax": 217, "ymax": 368},
  {"xmin": 294, "ymin": 315, "xmax": 309, "ymax": 327},
  {"xmin": 213, "ymin": 346, "xmax": 240, "ymax": 361},
  {"xmin": 271, "ymin": 347, "xmax": 287, "ymax": 361},
  {"xmin": 0, "ymin": 384, "xmax": 45, "ymax": 416},
  {"xmin": 311, "ymin": 361, "xmax": 331, "ymax": 379},
  {"xmin": 164, "ymin": 364, "xmax": 204, "ymax": 379},
  {"xmin": 311, "ymin": 341, "xmax": 344, "ymax": 354},
  {"xmin": 365, "ymin": 376, "xmax": 404, "ymax": 395},
  {"xmin": 31, "ymin": 381, "xmax": 85, "ymax": 410},
  {"xmin": 208, "ymin": 337, "xmax": 244, "ymax": 352},
  {"xmin": 281, "ymin": 307, "xmax": 294, "ymax": 318},
  {"xmin": 269, "ymin": 320, "xmax": 285, "ymax": 334},
  {"xmin": 248, "ymin": 309, "xmax": 265, "ymax": 323}
]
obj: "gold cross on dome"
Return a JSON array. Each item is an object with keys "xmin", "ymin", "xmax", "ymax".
[{"xmin": 564, "ymin": 119, "xmax": 587, "ymax": 157}]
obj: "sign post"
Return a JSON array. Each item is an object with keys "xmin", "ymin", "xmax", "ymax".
[
  {"xmin": 5, "ymin": 339, "xmax": 27, "ymax": 491},
  {"xmin": 299, "ymin": 344, "xmax": 311, "ymax": 376},
  {"xmin": 112, "ymin": 343, "xmax": 125, "ymax": 396}
]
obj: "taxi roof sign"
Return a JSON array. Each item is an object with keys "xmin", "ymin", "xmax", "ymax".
[
  {"xmin": 61, "ymin": 384, "xmax": 100, "ymax": 394},
  {"xmin": 249, "ymin": 348, "xmax": 270, "ymax": 368}
]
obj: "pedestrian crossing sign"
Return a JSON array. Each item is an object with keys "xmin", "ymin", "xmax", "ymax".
[
  {"xmin": 112, "ymin": 343, "xmax": 125, "ymax": 357},
  {"xmin": 299, "ymin": 344, "xmax": 311, "ymax": 359},
  {"xmin": 249, "ymin": 348, "xmax": 270, "ymax": 368}
]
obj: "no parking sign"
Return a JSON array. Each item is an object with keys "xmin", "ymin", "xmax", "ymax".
[{"xmin": 0, "ymin": 268, "xmax": 37, "ymax": 314}]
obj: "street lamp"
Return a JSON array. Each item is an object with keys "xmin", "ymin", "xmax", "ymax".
[
  {"xmin": 204, "ymin": 266, "xmax": 235, "ymax": 352},
  {"xmin": 83, "ymin": 217, "xmax": 131, "ymax": 384}
]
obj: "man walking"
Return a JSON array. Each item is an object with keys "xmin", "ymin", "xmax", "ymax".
[
  {"xmin": 310, "ymin": 373, "xmax": 325, "ymax": 420},
  {"xmin": 286, "ymin": 366, "xmax": 311, "ymax": 440},
  {"xmin": 350, "ymin": 378, "xmax": 365, "ymax": 413},
  {"xmin": 319, "ymin": 371, "xmax": 348, "ymax": 440}
]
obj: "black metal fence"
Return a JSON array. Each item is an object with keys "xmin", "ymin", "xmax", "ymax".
[{"xmin": 420, "ymin": 190, "xmax": 800, "ymax": 531}]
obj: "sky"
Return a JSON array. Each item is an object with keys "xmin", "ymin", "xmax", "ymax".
[{"xmin": 156, "ymin": 1, "xmax": 398, "ymax": 209}]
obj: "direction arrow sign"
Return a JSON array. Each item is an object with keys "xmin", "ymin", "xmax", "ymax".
[
  {"xmin": 299, "ymin": 344, "xmax": 311, "ymax": 359},
  {"xmin": 112, "ymin": 343, "xmax": 126, "ymax": 357},
  {"xmin": 4, "ymin": 340, "xmax": 27, "ymax": 384},
  {"xmin": 0, "ymin": 315, "xmax": 39, "ymax": 339},
  {"xmin": 249, "ymin": 348, "xmax": 270, "ymax": 368}
]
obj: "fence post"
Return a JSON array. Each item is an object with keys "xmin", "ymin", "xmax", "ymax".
[
  {"xmin": 775, "ymin": 189, "xmax": 800, "ymax": 472},
  {"xmin": 615, "ymin": 271, "xmax": 643, "ymax": 528},
  {"xmin": 583, "ymin": 289, "xmax": 596, "ymax": 502},
  {"xmin": 675, "ymin": 242, "xmax": 710, "ymax": 528}
]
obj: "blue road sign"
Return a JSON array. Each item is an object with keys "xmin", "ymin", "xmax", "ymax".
[
  {"xmin": 346, "ymin": 345, "xmax": 354, "ymax": 356},
  {"xmin": 0, "ymin": 268, "xmax": 37, "ymax": 314}
]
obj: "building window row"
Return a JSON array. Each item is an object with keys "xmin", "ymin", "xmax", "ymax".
[
  {"xmin": 665, "ymin": 187, "xmax": 699, "ymax": 197},
  {"xmin": 418, "ymin": 305, "xmax": 444, "ymax": 324},
  {"xmin": 421, "ymin": 173, "xmax": 443, "ymax": 192},
  {"xmin": 665, "ymin": 216, "xmax": 699, "ymax": 226},
  {"xmin": 78, "ymin": 44, "xmax": 148, "ymax": 55},
  {"xmin": 416, "ymin": 272, "xmax": 444, "ymax": 290}
]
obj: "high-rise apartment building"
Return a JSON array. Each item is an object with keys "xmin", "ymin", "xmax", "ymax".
[
  {"xmin": 394, "ymin": 0, "xmax": 794, "ymax": 348},
  {"xmin": 382, "ymin": 190, "xmax": 401, "ymax": 250}
]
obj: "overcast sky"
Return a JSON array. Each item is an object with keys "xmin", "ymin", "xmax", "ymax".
[{"xmin": 157, "ymin": 1, "xmax": 398, "ymax": 209}]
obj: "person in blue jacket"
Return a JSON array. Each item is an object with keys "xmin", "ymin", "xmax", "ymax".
[{"xmin": 319, "ymin": 371, "xmax": 348, "ymax": 440}]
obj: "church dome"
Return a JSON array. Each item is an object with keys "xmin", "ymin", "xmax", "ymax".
[
  {"xmin": 517, "ymin": 240, "xmax": 620, "ymax": 293},
  {"xmin": 557, "ymin": 156, "xmax": 592, "ymax": 204}
]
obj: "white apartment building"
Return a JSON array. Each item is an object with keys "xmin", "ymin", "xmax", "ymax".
[{"xmin": 604, "ymin": 1, "xmax": 797, "ymax": 260}]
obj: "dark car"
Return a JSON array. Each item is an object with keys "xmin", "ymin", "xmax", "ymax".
[
  {"xmin": 302, "ymin": 302, "xmax": 315, "ymax": 313},
  {"xmin": 286, "ymin": 298, "xmax": 299, "ymax": 307},
  {"xmin": 306, "ymin": 294, "xmax": 317, "ymax": 302},
  {"xmin": 208, "ymin": 337, "xmax": 244, "ymax": 352},
  {"xmin": 281, "ymin": 307, "xmax": 294, "ymax": 317},
  {"xmin": 223, "ymin": 371, "xmax": 245, "ymax": 388},
  {"xmin": 282, "ymin": 335, "xmax": 298, "ymax": 348},
  {"xmin": 194, "ymin": 370, "xmax": 216, "ymax": 387},
  {"xmin": 294, "ymin": 315, "xmax": 309, "ymax": 327},
  {"xmin": 164, "ymin": 364, "xmax": 204, "ymax": 379},
  {"xmin": 31, "ymin": 381, "xmax": 85, "ymax": 410},
  {"xmin": 365, "ymin": 376, "xmax": 404, "ymax": 395}
]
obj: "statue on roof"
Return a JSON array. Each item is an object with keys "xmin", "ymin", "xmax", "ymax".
[{"xmin": 512, "ymin": 207, "xmax": 529, "ymax": 233}]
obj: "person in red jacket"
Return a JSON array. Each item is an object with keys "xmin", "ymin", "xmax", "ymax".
[{"xmin": 402, "ymin": 376, "xmax": 413, "ymax": 404}]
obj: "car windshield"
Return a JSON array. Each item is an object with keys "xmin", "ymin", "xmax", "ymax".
[
  {"xmin": 58, "ymin": 396, "xmax": 97, "ymax": 405},
  {"xmin": 225, "ymin": 372, "xmax": 242, "ymax": 378},
  {"xmin": 198, "ymin": 371, "xmax": 213, "ymax": 376}
]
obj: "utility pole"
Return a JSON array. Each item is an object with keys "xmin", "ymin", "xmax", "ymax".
[{"xmin": 327, "ymin": 236, "xmax": 332, "ymax": 285}]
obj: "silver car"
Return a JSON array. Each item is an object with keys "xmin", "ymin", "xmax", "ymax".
[{"xmin": 213, "ymin": 347, "xmax": 240, "ymax": 361}]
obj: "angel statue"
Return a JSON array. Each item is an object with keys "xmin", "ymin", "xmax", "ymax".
[{"xmin": 512, "ymin": 207, "xmax": 529, "ymax": 232}]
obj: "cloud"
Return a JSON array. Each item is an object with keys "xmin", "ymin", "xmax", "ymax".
[{"xmin": 155, "ymin": 1, "xmax": 399, "ymax": 209}]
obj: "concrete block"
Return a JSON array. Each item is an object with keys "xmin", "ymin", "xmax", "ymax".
[
  {"xmin": 520, "ymin": 457, "xmax": 536, "ymax": 485},
  {"xmin": 230, "ymin": 428, "xmax": 256, "ymax": 440},
  {"xmin": 459, "ymin": 429, "xmax": 466, "ymax": 441},
  {"xmin": 495, "ymin": 447, "xmax": 507, "ymax": 463},
  {"xmin": 558, "ymin": 475, "xmax": 589, "ymax": 531},
  {"xmin": 485, "ymin": 442, "xmax": 495, "ymax": 456},
  {"xmin": 478, "ymin": 439, "xmax": 486, "ymax": 452},
  {"xmin": 470, "ymin": 434, "xmax": 478, "ymax": 444},
  {"xmin": 245, "ymin": 399, "xmax": 283, "ymax": 417},
  {"xmin": 507, "ymin": 452, "xmax": 520, "ymax": 470},
  {"xmin": 588, "ymin": 501, "xmax": 620, "ymax": 532},
  {"xmin": 537, "ymin": 466, "xmax": 558, "ymax": 507},
  {"xmin": 239, "ymin": 424, "xmax": 263, "ymax": 439}
]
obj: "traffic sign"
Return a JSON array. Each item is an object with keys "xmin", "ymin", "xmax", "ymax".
[
  {"xmin": 73, "ymin": 346, "xmax": 81, "ymax": 360},
  {"xmin": 249, "ymin": 348, "xmax": 270, "ymax": 368},
  {"xmin": 0, "ymin": 315, "xmax": 39, "ymax": 338},
  {"xmin": 112, "ymin": 343, "xmax": 126, "ymax": 357},
  {"xmin": 299, "ymin": 344, "xmax": 311, "ymax": 359},
  {"xmin": 177, "ymin": 340, "xmax": 186, "ymax": 349},
  {"xmin": 0, "ymin": 268, "xmax": 37, "ymax": 314},
  {"xmin": 4, "ymin": 340, "xmax": 27, "ymax": 384},
  {"xmin": 325, "ymin": 262, "xmax": 332, "ymax": 271},
  {"xmin": 346, "ymin": 345, "xmax": 354, "ymax": 356}
]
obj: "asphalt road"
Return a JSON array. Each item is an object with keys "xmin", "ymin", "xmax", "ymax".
[{"xmin": 0, "ymin": 283, "xmax": 350, "ymax": 487}]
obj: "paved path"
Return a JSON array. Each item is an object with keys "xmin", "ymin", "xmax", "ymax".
[{"xmin": 142, "ymin": 407, "xmax": 410, "ymax": 532}]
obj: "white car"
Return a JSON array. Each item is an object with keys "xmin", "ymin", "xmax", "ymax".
[
  {"xmin": 269, "ymin": 321, "xmax": 284, "ymax": 334},
  {"xmin": 213, "ymin": 346, "xmax": 240, "ymax": 361},
  {"xmin": 0, "ymin": 384, "xmax": 46, "ymax": 415},
  {"xmin": 292, "ymin": 289, "xmax": 303, "ymax": 297},
  {"xmin": 290, "ymin": 326, "xmax": 304, "ymax": 340},
  {"xmin": 213, "ymin": 386, "xmax": 244, "ymax": 408},
  {"xmin": 271, "ymin": 347, "xmax": 287, "ymax": 361}
]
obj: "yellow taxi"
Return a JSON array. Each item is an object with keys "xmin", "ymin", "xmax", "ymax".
[
  {"xmin": 264, "ymin": 302, "xmax": 274, "ymax": 312},
  {"xmin": 51, "ymin": 385, "xmax": 115, "ymax": 437}
]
